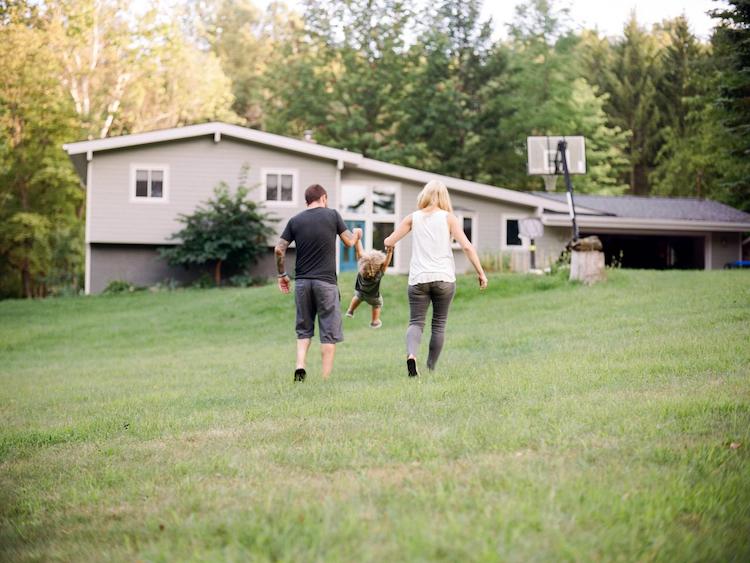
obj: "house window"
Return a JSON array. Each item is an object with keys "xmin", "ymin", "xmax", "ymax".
[
  {"xmin": 340, "ymin": 183, "xmax": 399, "ymax": 272},
  {"xmin": 504, "ymin": 218, "xmax": 523, "ymax": 247},
  {"xmin": 372, "ymin": 221, "xmax": 395, "ymax": 267},
  {"xmin": 462, "ymin": 216, "xmax": 473, "ymax": 242},
  {"xmin": 372, "ymin": 188, "xmax": 396, "ymax": 215},
  {"xmin": 263, "ymin": 170, "xmax": 297, "ymax": 204},
  {"xmin": 452, "ymin": 212, "xmax": 476, "ymax": 248},
  {"xmin": 342, "ymin": 184, "xmax": 368, "ymax": 214},
  {"xmin": 131, "ymin": 164, "xmax": 169, "ymax": 202}
]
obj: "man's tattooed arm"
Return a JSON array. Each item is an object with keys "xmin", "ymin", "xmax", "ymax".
[
  {"xmin": 274, "ymin": 238, "xmax": 290, "ymax": 276},
  {"xmin": 275, "ymin": 238, "xmax": 291, "ymax": 294}
]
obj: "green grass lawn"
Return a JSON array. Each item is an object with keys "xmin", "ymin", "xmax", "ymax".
[{"xmin": 1, "ymin": 270, "xmax": 749, "ymax": 562}]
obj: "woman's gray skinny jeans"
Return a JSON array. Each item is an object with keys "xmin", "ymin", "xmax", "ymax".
[{"xmin": 406, "ymin": 281, "xmax": 456, "ymax": 370}]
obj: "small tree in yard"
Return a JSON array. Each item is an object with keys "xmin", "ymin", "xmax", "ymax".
[{"xmin": 160, "ymin": 183, "xmax": 277, "ymax": 286}]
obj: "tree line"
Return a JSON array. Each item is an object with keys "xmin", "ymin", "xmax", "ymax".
[{"xmin": 1, "ymin": 0, "xmax": 748, "ymax": 298}]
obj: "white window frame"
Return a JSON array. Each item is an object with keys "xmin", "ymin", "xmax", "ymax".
[
  {"xmin": 261, "ymin": 168, "xmax": 298, "ymax": 207},
  {"xmin": 129, "ymin": 163, "xmax": 170, "ymax": 203},
  {"xmin": 340, "ymin": 182, "xmax": 400, "ymax": 272},
  {"xmin": 452, "ymin": 211, "xmax": 478, "ymax": 249},
  {"xmin": 501, "ymin": 214, "xmax": 530, "ymax": 250}
]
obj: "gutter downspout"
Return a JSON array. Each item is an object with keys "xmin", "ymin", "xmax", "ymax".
[
  {"xmin": 85, "ymin": 153, "xmax": 93, "ymax": 294},
  {"xmin": 335, "ymin": 159, "xmax": 344, "ymax": 273}
]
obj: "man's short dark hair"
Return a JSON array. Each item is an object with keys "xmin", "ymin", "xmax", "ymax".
[{"xmin": 305, "ymin": 184, "xmax": 327, "ymax": 204}]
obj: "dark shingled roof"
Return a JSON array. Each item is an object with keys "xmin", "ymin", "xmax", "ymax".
[{"xmin": 534, "ymin": 193, "xmax": 750, "ymax": 224}]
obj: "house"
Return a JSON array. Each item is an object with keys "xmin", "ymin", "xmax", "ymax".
[{"xmin": 63, "ymin": 122, "xmax": 750, "ymax": 293}]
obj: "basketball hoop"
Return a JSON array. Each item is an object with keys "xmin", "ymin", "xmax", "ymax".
[
  {"xmin": 542, "ymin": 175, "xmax": 558, "ymax": 192},
  {"xmin": 527, "ymin": 136, "xmax": 587, "ymax": 242}
]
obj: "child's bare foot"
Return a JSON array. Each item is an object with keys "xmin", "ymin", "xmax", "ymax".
[
  {"xmin": 346, "ymin": 310, "xmax": 354, "ymax": 318},
  {"xmin": 370, "ymin": 320, "xmax": 382, "ymax": 329}
]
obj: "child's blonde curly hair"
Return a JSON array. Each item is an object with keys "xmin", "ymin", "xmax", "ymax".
[{"xmin": 358, "ymin": 250, "xmax": 387, "ymax": 279}]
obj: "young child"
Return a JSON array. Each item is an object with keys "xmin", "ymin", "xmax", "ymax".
[{"xmin": 345, "ymin": 228, "xmax": 393, "ymax": 329}]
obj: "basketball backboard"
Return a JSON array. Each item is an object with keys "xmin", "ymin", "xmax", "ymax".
[{"xmin": 527, "ymin": 136, "xmax": 586, "ymax": 175}]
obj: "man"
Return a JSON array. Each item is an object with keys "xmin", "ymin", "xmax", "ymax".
[{"xmin": 275, "ymin": 184, "xmax": 360, "ymax": 382}]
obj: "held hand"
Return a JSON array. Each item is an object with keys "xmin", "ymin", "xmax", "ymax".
[
  {"xmin": 353, "ymin": 227, "xmax": 363, "ymax": 240},
  {"xmin": 278, "ymin": 275, "xmax": 291, "ymax": 294},
  {"xmin": 478, "ymin": 273, "xmax": 488, "ymax": 290}
]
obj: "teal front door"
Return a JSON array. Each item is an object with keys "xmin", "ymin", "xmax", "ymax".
[{"xmin": 340, "ymin": 220, "xmax": 365, "ymax": 272}]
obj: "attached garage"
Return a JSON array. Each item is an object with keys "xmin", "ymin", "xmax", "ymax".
[
  {"xmin": 587, "ymin": 233, "xmax": 705, "ymax": 270},
  {"xmin": 538, "ymin": 194, "xmax": 750, "ymax": 271}
]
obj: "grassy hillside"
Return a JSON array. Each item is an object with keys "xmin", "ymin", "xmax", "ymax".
[{"xmin": 1, "ymin": 270, "xmax": 749, "ymax": 561}]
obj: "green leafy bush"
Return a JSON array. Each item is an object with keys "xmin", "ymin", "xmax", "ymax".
[
  {"xmin": 102, "ymin": 280, "xmax": 140, "ymax": 294},
  {"xmin": 160, "ymin": 182, "xmax": 277, "ymax": 287}
]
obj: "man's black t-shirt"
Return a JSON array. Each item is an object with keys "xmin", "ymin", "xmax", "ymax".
[{"xmin": 280, "ymin": 207, "xmax": 347, "ymax": 285}]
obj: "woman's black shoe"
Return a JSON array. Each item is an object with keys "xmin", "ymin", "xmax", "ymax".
[
  {"xmin": 407, "ymin": 359, "xmax": 419, "ymax": 377},
  {"xmin": 294, "ymin": 368, "xmax": 306, "ymax": 382}
]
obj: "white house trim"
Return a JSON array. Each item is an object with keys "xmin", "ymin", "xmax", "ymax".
[
  {"xmin": 85, "ymin": 159, "xmax": 92, "ymax": 295},
  {"xmin": 453, "ymin": 210, "xmax": 478, "ymax": 250},
  {"xmin": 501, "ymin": 213, "xmax": 530, "ymax": 250},
  {"xmin": 260, "ymin": 168, "xmax": 299, "ymax": 207},
  {"xmin": 129, "ymin": 163, "xmax": 170, "ymax": 203},
  {"xmin": 335, "ymin": 160, "xmax": 343, "ymax": 272},
  {"xmin": 542, "ymin": 214, "xmax": 750, "ymax": 233},
  {"xmin": 63, "ymin": 122, "xmax": 363, "ymax": 166}
]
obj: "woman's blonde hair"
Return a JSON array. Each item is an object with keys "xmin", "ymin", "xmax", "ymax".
[
  {"xmin": 417, "ymin": 180, "xmax": 453, "ymax": 212},
  {"xmin": 358, "ymin": 250, "xmax": 387, "ymax": 279}
]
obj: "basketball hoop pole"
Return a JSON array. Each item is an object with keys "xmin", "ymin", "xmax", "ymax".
[{"xmin": 557, "ymin": 140, "xmax": 580, "ymax": 242}]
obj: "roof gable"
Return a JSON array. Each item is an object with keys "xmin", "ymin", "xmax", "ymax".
[{"xmin": 63, "ymin": 122, "xmax": 363, "ymax": 166}]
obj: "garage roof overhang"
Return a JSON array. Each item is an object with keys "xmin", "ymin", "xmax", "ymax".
[{"xmin": 542, "ymin": 213, "xmax": 750, "ymax": 233}]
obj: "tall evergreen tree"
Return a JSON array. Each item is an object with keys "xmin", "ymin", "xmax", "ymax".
[
  {"xmin": 710, "ymin": 0, "xmax": 750, "ymax": 211},
  {"xmin": 595, "ymin": 14, "xmax": 664, "ymax": 194},
  {"xmin": 657, "ymin": 17, "xmax": 703, "ymax": 136},
  {"xmin": 650, "ymin": 17, "xmax": 716, "ymax": 198}
]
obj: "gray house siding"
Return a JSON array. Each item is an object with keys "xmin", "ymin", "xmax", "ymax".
[
  {"xmin": 535, "ymin": 226, "xmax": 572, "ymax": 267},
  {"xmin": 89, "ymin": 137, "xmax": 338, "ymax": 245},
  {"xmin": 90, "ymin": 244, "xmax": 202, "ymax": 293},
  {"xmin": 90, "ymin": 243, "xmax": 293, "ymax": 293},
  {"xmin": 709, "ymin": 232, "xmax": 742, "ymax": 269}
]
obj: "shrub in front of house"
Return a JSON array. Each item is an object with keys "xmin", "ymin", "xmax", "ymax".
[{"xmin": 160, "ymin": 182, "xmax": 277, "ymax": 287}]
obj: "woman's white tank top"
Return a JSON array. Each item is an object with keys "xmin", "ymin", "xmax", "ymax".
[{"xmin": 408, "ymin": 209, "xmax": 456, "ymax": 285}]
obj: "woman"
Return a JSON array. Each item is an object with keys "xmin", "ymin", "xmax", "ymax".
[{"xmin": 384, "ymin": 180, "xmax": 488, "ymax": 377}]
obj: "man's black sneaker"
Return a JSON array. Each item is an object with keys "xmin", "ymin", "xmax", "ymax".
[
  {"xmin": 294, "ymin": 368, "xmax": 306, "ymax": 382},
  {"xmin": 407, "ymin": 358, "xmax": 419, "ymax": 377}
]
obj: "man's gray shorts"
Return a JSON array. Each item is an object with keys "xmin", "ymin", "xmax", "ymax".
[
  {"xmin": 295, "ymin": 279, "xmax": 343, "ymax": 344},
  {"xmin": 354, "ymin": 290, "xmax": 383, "ymax": 308}
]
